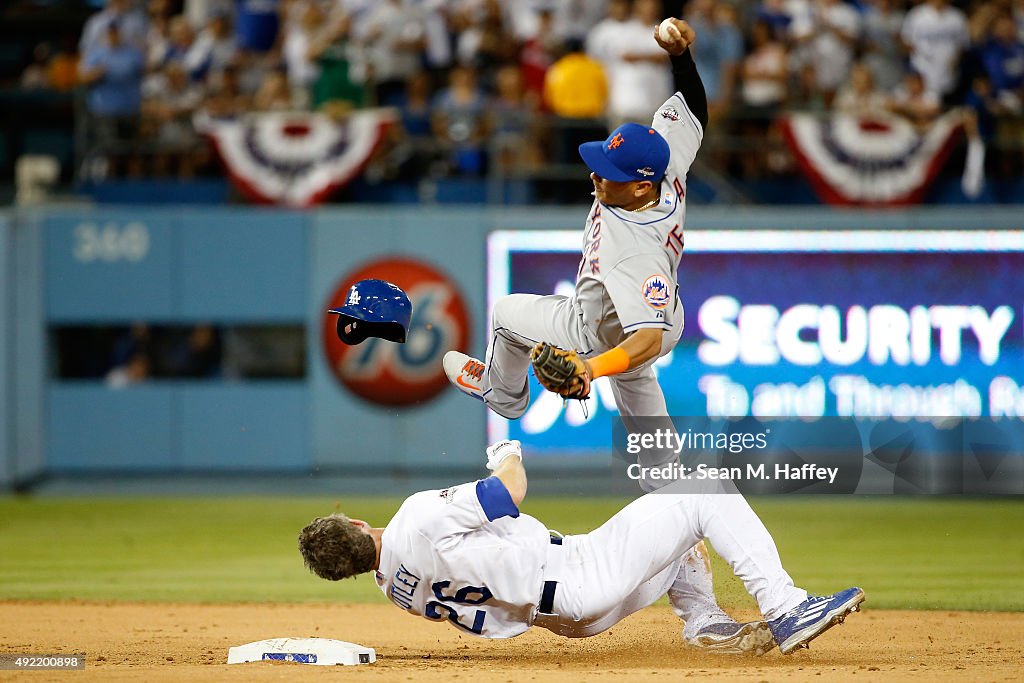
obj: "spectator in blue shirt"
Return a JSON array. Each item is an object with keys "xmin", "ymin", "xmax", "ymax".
[
  {"xmin": 755, "ymin": 0, "xmax": 794, "ymax": 41},
  {"xmin": 79, "ymin": 0, "xmax": 149, "ymax": 54},
  {"xmin": 79, "ymin": 22, "xmax": 145, "ymax": 118},
  {"xmin": 964, "ymin": 74, "xmax": 1001, "ymax": 143},
  {"xmin": 980, "ymin": 14, "xmax": 1024, "ymax": 113},
  {"xmin": 79, "ymin": 21, "xmax": 146, "ymax": 176},
  {"xmin": 432, "ymin": 65, "xmax": 489, "ymax": 175},
  {"xmin": 235, "ymin": 0, "xmax": 280, "ymax": 53},
  {"xmin": 685, "ymin": 0, "xmax": 744, "ymax": 123}
]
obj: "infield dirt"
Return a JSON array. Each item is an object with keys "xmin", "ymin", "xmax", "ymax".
[{"xmin": 2, "ymin": 602, "xmax": 1021, "ymax": 682}]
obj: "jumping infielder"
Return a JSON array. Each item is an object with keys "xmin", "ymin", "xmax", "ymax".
[
  {"xmin": 299, "ymin": 440, "xmax": 864, "ymax": 651},
  {"xmin": 443, "ymin": 18, "xmax": 700, "ymax": 422},
  {"xmin": 442, "ymin": 19, "xmax": 750, "ymax": 652}
]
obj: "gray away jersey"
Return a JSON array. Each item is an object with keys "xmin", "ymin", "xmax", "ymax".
[
  {"xmin": 375, "ymin": 478, "xmax": 550, "ymax": 638},
  {"xmin": 576, "ymin": 92, "xmax": 704, "ymax": 354}
]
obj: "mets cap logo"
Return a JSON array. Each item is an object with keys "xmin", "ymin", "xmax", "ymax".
[
  {"xmin": 642, "ymin": 274, "xmax": 671, "ymax": 309},
  {"xmin": 608, "ymin": 132, "xmax": 625, "ymax": 149}
]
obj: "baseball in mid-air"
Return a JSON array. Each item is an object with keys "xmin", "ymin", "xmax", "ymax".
[{"xmin": 658, "ymin": 18, "xmax": 682, "ymax": 43}]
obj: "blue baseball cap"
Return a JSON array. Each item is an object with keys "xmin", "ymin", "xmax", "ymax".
[{"xmin": 579, "ymin": 123, "xmax": 670, "ymax": 183}]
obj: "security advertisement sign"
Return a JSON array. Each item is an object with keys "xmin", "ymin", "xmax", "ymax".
[{"xmin": 487, "ymin": 230, "xmax": 1024, "ymax": 460}]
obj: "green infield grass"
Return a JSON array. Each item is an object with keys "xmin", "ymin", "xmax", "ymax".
[{"xmin": 1, "ymin": 496, "xmax": 1021, "ymax": 611}]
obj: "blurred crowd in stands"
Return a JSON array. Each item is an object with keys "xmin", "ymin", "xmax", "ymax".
[
  {"xmin": 54, "ymin": 322, "xmax": 307, "ymax": 385},
  {"xmin": 11, "ymin": 0, "xmax": 1024, "ymax": 184}
]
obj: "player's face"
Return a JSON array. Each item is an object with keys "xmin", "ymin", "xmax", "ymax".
[{"xmin": 589, "ymin": 172, "xmax": 643, "ymax": 207}]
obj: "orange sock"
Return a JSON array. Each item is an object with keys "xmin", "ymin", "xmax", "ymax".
[{"xmin": 587, "ymin": 347, "xmax": 630, "ymax": 379}]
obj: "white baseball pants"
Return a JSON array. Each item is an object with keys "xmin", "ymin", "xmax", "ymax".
[{"xmin": 531, "ymin": 488, "xmax": 808, "ymax": 638}]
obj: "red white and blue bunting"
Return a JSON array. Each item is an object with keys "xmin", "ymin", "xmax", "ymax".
[
  {"xmin": 194, "ymin": 109, "xmax": 396, "ymax": 207},
  {"xmin": 780, "ymin": 111, "xmax": 962, "ymax": 206}
]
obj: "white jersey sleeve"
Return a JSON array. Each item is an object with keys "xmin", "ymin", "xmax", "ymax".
[{"xmin": 408, "ymin": 477, "xmax": 521, "ymax": 546}]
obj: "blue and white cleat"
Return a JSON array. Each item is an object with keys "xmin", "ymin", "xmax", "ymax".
[
  {"xmin": 443, "ymin": 351, "xmax": 485, "ymax": 402},
  {"xmin": 686, "ymin": 620, "xmax": 776, "ymax": 656},
  {"xmin": 769, "ymin": 587, "xmax": 865, "ymax": 654}
]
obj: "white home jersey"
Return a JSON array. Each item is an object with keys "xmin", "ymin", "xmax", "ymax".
[
  {"xmin": 372, "ymin": 480, "xmax": 813, "ymax": 644},
  {"xmin": 576, "ymin": 92, "xmax": 704, "ymax": 355},
  {"xmin": 375, "ymin": 479, "xmax": 550, "ymax": 638}
]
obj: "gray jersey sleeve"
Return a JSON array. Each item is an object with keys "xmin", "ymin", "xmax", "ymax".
[
  {"xmin": 603, "ymin": 255, "xmax": 674, "ymax": 334},
  {"xmin": 652, "ymin": 93, "xmax": 704, "ymax": 180}
]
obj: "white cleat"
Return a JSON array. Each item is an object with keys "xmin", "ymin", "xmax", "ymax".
[{"xmin": 442, "ymin": 351, "xmax": 485, "ymax": 402}]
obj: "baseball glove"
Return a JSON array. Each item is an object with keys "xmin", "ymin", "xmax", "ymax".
[{"xmin": 530, "ymin": 343, "xmax": 591, "ymax": 400}]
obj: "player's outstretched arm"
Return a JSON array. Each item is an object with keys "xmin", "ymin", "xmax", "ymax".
[
  {"xmin": 653, "ymin": 18, "xmax": 709, "ymax": 130},
  {"xmin": 486, "ymin": 440, "xmax": 527, "ymax": 506},
  {"xmin": 613, "ymin": 328, "xmax": 663, "ymax": 368}
]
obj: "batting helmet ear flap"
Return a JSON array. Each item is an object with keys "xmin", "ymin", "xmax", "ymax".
[
  {"xmin": 336, "ymin": 315, "xmax": 368, "ymax": 345},
  {"xmin": 335, "ymin": 315, "xmax": 407, "ymax": 345},
  {"xmin": 328, "ymin": 279, "xmax": 412, "ymax": 346}
]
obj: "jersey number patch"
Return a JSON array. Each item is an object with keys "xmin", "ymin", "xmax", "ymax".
[{"xmin": 424, "ymin": 581, "xmax": 494, "ymax": 634}]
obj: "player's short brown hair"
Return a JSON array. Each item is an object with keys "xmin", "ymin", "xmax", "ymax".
[{"xmin": 298, "ymin": 513, "xmax": 377, "ymax": 581}]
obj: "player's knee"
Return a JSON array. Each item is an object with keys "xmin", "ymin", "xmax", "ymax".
[
  {"xmin": 491, "ymin": 295, "xmax": 519, "ymax": 327},
  {"xmin": 587, "ymin": 590, "xmax": 632, "ymax": 618},
  {"xmin": 503, "ymin": 401, "xmax": 528, "ymax": 420},
  {"xmin": 487, "ymin": 394, "xmax": 528, "ymax": 420}
]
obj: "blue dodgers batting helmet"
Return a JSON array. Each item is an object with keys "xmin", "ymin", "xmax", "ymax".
[{"xmin": 328, "ymin": 279, "xmax": 412, "ymax": 345}]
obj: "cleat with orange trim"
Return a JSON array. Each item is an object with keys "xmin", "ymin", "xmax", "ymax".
[{"xmin": 443, "ymin": 351, "xmax": 485, "ymax": 401}]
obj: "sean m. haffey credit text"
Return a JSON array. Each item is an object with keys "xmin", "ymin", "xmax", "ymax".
[{"xmin": 623, "ymin": 427, "xmax": 840, "ymax": 485}]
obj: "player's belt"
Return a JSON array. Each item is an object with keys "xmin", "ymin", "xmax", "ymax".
[
  {"xmin": 538, "ymin": 535, "xmax": 562, "ymax": 615},
  {"xmin": 538, "ymin": 581, "xmax": 558, "ymax": 615}
]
